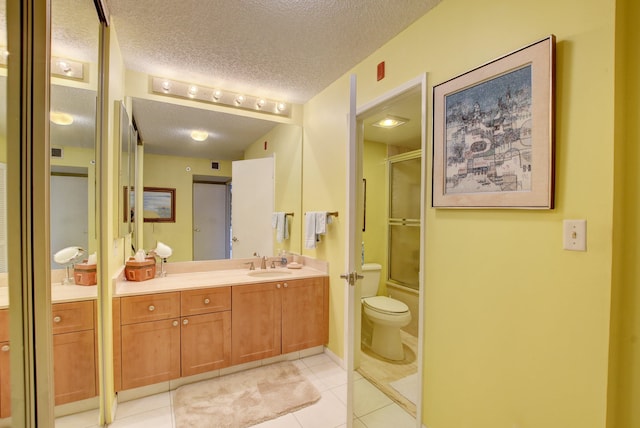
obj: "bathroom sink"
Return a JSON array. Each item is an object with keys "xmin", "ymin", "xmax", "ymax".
[{"xmin": 246, "ymin": 269, "xmax": 292, "ymax": 278}]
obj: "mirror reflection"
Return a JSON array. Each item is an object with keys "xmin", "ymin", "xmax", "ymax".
[
  {"xmin": 356, "ymin": 87, "xmax": 422, "ymax": 419},
  {"xmin": 129, "ymin": 98, "xmax": 303, "ymax": 262},
  {"xmin": 50, "ymin": 0, "xmax": 101, "ymax": 422}
]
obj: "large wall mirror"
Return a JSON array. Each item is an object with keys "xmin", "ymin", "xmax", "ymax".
[
  {"xmin": 128, "ymin": 97, "xmax": 303, "ymax": 262},
  {"xmin": 50, "ymin": 0, "xmax": 102, "ymax": 421}
]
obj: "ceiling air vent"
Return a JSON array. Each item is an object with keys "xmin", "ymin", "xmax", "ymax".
[
  {"xmin": 211, "ymin": 161, "xmax": 220, "ymax": 170},
  {"xmin": 51, "ymin": 147, "xmax": 63, "ymax": 159}
]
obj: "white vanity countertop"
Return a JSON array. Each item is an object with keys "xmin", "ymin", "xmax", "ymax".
[
  {"xmin": 0, "ymin": 284, "xmax": 98, "ymax": 309},
  {"xmin": 115, "ymin": 265, "xmax": 328, "ymax": 297}
]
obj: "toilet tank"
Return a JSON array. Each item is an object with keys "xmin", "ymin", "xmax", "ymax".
[{"xmin": 361, "ymin": 263, "xmax": 382, "ymax": 297}]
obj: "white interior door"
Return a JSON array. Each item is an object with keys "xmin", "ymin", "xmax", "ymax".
[
  {"xmin": 193, "ymin": 182, "xmax": 229, "ymax": 260},
  {"xmin": 231, "ymin": 157, "xmax": 274, "ymax": 258}
]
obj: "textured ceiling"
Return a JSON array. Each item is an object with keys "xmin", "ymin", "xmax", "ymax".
[
  {"xmin": 105, "ymin": 0, "xmax": 441, "ymax": 104},
  {"xmin": 132, "ymin": 98, "xmax": 281, "ymax": 160},
  {"xmin": 1, "ymin": 1, "xmax": 438, "ymax": 160}
]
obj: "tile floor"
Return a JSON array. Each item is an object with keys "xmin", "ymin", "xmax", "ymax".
[{"xmin": 55, "ymin": 352, "xmax": 417, "ymax": 428}]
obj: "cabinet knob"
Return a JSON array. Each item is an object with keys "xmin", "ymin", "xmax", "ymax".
[
  {"xmin": 203, "ymin": 298, "xmax": 210, "ymax": 305},
  {"xmin": 183, "ymin": 318, "xmax": 189, "ymax": 325},
  {"xmin": 148, "ymin": 305, "xmax": 155, "ymax": 312},
  {"xmin": 172, "ymin": 320, "xmax": 179, "ymax": 327},
  {"xmin": 53, "ymin": 316, "xmax": 61, "ymax": 323},
  {"xmin": 284, "ymin": 283, "xmax": 288, "ymax": 288},
  {"xmin": 1, "ymin": 345, "xmax": 9, "ymax": 352},
  {"xmin": 276, "ymin": 284, "xmax": 281, "ymax": 289}
]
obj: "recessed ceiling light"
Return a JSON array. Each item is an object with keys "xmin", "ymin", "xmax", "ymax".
[
  {"xmin": 372, "ymin": 115, "xmax": 409, "ymax": 129},
  {"xmin": 190, "ymin": 130, "xmax": 208, "ymax": 141},
  {"xmin": 50, "ymin": 111, "xmax": 74, "ymax": 126}
]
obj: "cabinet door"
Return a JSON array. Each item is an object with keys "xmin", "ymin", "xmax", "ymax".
[
  {"xmin": 282, "ymin": 277, "xmax": 329, "ymax": 354},
  {"xmin": 232, "ymin": 282, "xmax": 281, "ymax": 365},
  {"xmin": 0, "ymin": 342, "xmax": 9, "ymax": 418},
  {"xmin": 53, "ymin": 330, "xmax": 96, "ymax": 405},
  {"xmin": 121, "ymin": 318, "xmax": 181, "ymax": 390},
  {"xmin": 181, "ymin": 311, "xmax": 231, "ymax": 376},
  {"xmin": 113, "ymin": 297, "xmax": 122, "ymax": 392}
]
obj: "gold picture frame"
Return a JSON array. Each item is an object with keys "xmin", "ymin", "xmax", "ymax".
[{"xmin": 432, "ymin": 35, "xmax": 556, "ymax": 209}]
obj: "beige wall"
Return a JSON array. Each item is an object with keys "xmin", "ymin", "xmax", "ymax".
[{"xmin": 301, "ymin": 0, "xmax": 624, "ymax": 426}]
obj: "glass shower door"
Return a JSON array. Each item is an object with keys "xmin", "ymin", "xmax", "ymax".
[{"xmin": 388, "ymin": 151, "xmax": 421, "ymax": 290}]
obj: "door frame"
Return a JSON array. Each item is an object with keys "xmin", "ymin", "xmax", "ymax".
[{"xmin": 345, "ymin": 73, "xmax": 427, "ymax": 427}]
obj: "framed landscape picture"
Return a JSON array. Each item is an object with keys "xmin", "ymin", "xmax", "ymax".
[
  {"xmin": 124, "ymin": 186, "xmax": 176, "ymax": 223},
  {"xmin": 432, "ymin": 35, "xmax": 555, "ymax": 209}
]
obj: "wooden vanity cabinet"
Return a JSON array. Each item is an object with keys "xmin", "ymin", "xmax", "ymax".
[
  {"xmin": 52, "ymin": 300, "xmax": 97, "ymax": 405},
  {"xmin": 231, "ymin": 277, "xmax": 329, "ymax": 365},
  {"xmin": 232, "ymin": 282, "xmax": 282, "ymax": 365},
  {"xmin": 118, "ymin": 288, "xmax": 232, "ymax": 388},
  {"xmin": 120, "ymin": 292, "xmax": 181, "ymax": 390},
  {"xmin": 0, "ymin": 309, "xmax": 9, "ymax": 418},
  {"xmin": 180, "ymin": 287, "xmax": 231, "ymax": 377},
  {"xmin": 282, "ymin": 276, "xmax": 329, "ymax": 354}
]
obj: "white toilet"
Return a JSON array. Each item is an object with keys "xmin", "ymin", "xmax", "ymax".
[{"xmin": 360, "ymin": 263, "xmax": 411, "ymax": 361}]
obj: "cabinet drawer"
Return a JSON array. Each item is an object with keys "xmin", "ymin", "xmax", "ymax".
[
  {"xmin": 52, "ymin": 301, "xmax": 94, "ymax": 335},
  {"xmin": 0, "ymin": 309, "xmax": 8, "ymax": 343},
  {"xmin": 181, "ymin": 287, "xmax": 231, "ymax": 316},
  {"xmin": 121, "ymin": 292, "xmax": 180, "ymax": 325}
]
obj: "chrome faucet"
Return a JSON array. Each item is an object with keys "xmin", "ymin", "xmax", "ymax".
[{"xmin": 260, "ymin": 255, "xmax": 267, "ymax": 270}]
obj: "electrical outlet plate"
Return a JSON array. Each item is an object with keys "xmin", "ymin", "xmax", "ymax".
[{"xmin": 563, "ymin": 219, "xmax": 586, "ymax": 251}]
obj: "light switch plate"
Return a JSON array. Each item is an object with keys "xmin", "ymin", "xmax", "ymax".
[{"xmin": 563, "ymin": 219, "xmax": 587, "ymax": 251}]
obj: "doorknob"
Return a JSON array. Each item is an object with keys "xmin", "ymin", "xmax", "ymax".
[
  {"xmin": 232, "ymin": 236, "xmax": 239, "ymax": 242},
  {"xmin": 194, "ymin": 227, "xmax": 201, "ymax": 232},
  {"xmin": 340, "ymin": 272, "xmax": 364, "ymax": 286}
]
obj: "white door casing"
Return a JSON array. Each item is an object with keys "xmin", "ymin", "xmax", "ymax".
[{"xmin": 347, "ymin": 74, "xmax": 427, "ymax": 428}]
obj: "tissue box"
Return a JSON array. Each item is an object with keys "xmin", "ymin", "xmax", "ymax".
[
  {"xmin": 124, "ymin": 257, "xmax": 156, "ymax": 282},
  {"xmin": 74, "ymin": 262, "xmax": 97, "ymax": 286}
]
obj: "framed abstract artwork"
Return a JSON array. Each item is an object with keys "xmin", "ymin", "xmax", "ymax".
[{"xmin": 432, "ymin": 35, "xmax": 555, "ymax": 209}]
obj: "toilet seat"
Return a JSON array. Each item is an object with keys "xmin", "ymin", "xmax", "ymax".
[{"xmin": 362, "ymin": 296, "xmax": 409, "ymax": 315}]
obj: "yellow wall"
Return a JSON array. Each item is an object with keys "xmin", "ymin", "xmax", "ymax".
[
  {"xmin": 142, "ymin": 153, "xmax": 231, "ymax": 260},
  {"xmin": 245, "ymin": 124, "xmax": 303, "ymax": 255},
  {"xmin": 302, "ymin": 75, "xmax": 351, "ymax": 358},
  {"xmin": 609, "ymin": 0, "xmax": 640, "ymax": 426},
  {"xmin": 303, "ymin": 0, "xmax": 618, "ymax": 426},
  {"xmin": 362, "ymin": 140, "xmax": 387, "ymax": 294}
]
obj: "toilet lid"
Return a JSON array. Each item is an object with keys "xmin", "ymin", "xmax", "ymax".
[{"xmin": 363, "ymin": 296, "xmax": 409, "ymax": 314}]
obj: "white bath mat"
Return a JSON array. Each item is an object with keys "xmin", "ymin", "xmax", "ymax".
[
  {"xmin": 173, "ymin": 361, "xmax": 320, "ymax": 427},
  {"xmin": 389, "ymin": 373, "xmax": 419, "ymax": 405}
]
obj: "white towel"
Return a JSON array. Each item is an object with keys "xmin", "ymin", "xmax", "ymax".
[
  {"xmin": 315, "ymin": 211, "xmax": 328, "ymax": 235},
  {"xmin": 304, "ymin": 212, "xmax": 317, "ymax": 249},
  {"xmin": 272, "ymin": 212, "xmax": 291, "ymax": 243}
]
